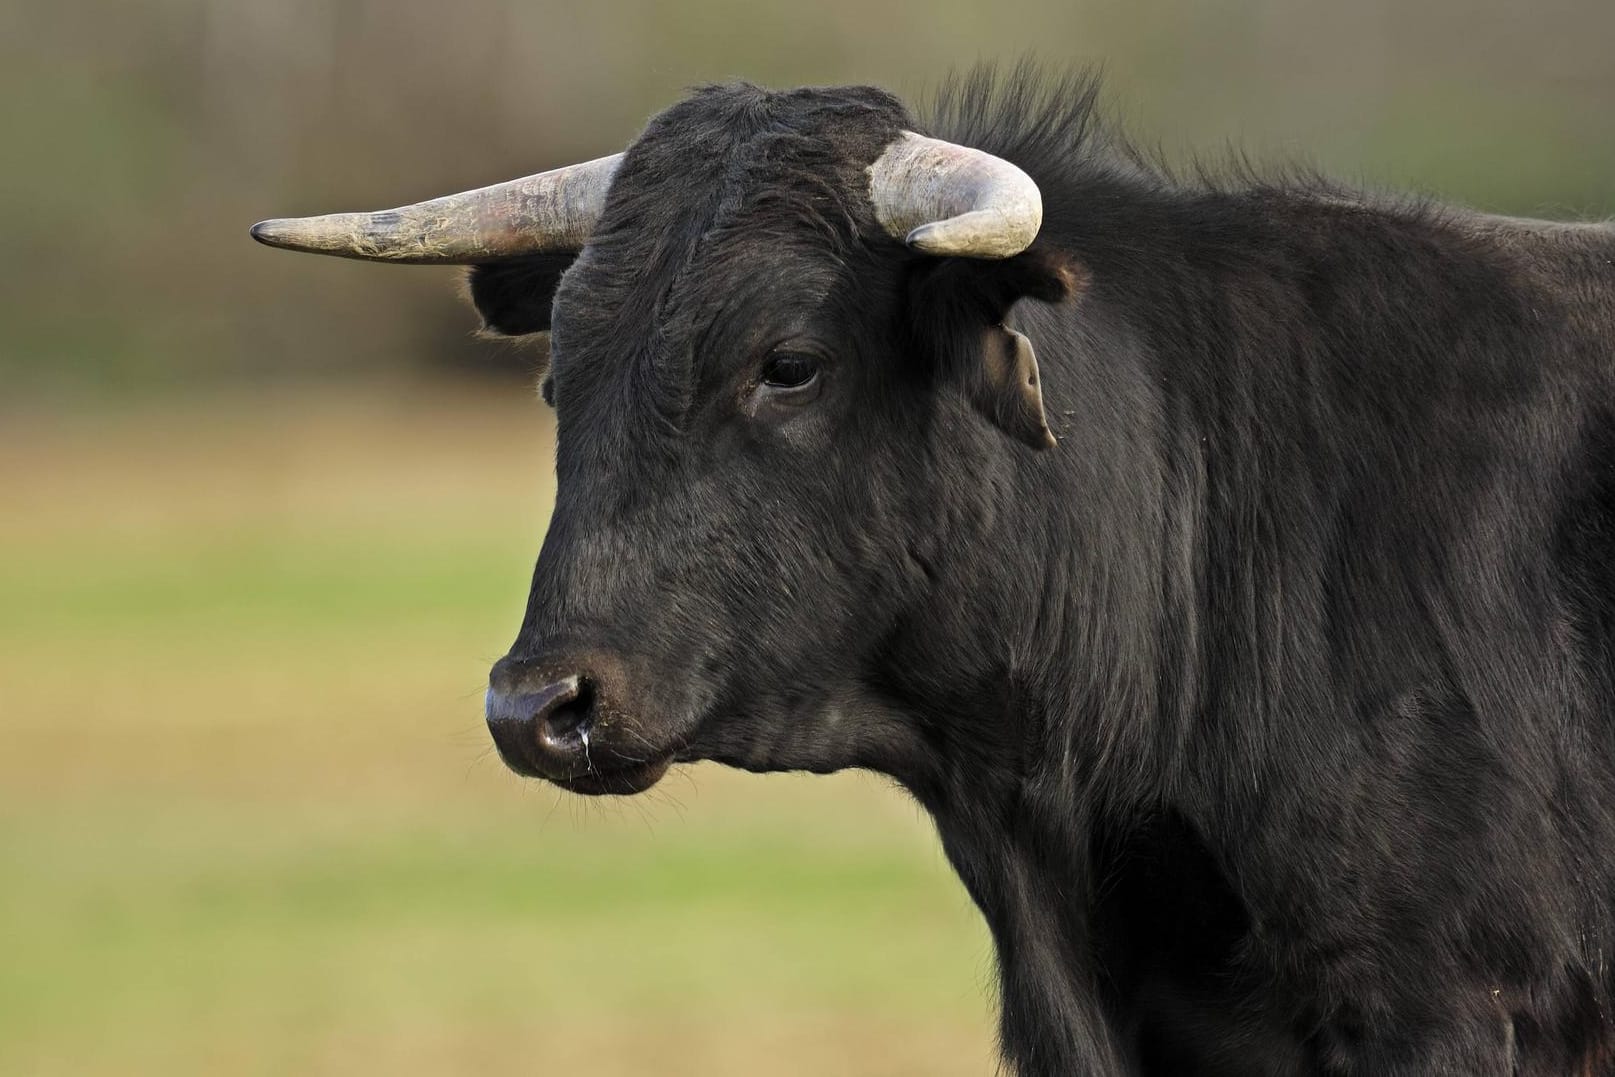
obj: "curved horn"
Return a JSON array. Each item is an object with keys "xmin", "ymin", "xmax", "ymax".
[
  {"xmin": 868, "ymin": 132, "xmax": 1042, "ymax": 259},
  {"xmin": 249, "ymin": 153, "xmax": 623, "ymax": 264}
]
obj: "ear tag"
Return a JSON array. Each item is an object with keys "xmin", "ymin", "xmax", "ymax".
[{"xmin": 978, "ymin": 326, "xmax": 1056, "ymax": 450}]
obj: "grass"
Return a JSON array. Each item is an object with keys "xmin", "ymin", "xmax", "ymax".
[{"xmin": 0, "ymin": 383, "xmax": 996, "ymax": 1076}]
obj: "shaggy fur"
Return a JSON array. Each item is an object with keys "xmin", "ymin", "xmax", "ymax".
[{"xmin": 472, "ymin": 69, "xmax": 1615, "ymax": 1075}]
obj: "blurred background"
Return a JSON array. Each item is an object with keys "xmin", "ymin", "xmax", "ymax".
[{"xmin": 3, "ymin": 2, "xmax": 1612, "ymax": 1074}]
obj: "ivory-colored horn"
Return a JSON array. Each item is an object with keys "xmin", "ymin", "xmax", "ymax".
[
  {"xmin": 249, "ymin": 153, "xmax": 623, "ymax": 264},
  {"xmin": 868, "ymin": 132, "xmax": 1042, "ymax": 259}
]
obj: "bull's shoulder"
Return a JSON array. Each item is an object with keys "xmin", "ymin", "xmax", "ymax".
[
  {"xmin": 1459, "ymin": 210, "xmax": 1615, "ymax": 272},
  {"xmin": 1466, "ymin": 211, "xmax": 1615, "ymax": 242},
  {"xmin": 1456, "ymin": 211, "xmax": 1615, "ymax": 329}
]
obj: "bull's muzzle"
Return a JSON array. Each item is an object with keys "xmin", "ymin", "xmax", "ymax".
[{"xmin": 485, "ymin": 653, "xmax": 673, "ymax": 796}]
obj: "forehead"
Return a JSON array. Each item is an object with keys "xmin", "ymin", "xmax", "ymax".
[
  {"xmin": 623, "ymin": 81, "xmax": 911, "ymax": 209},
  {"xmin": 568, "ymin": 82, "xmax": 908, "ymax": 296},
  {"xmin": 548, "ymin": 84, "xmax": 909, "ymax": 414}
]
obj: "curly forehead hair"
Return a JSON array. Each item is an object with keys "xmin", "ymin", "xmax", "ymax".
[{"xmin": 618, "ymin": 81, "xmax": 915, "ymax": 254}]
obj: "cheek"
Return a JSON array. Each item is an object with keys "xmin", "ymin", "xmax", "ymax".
[
  {"xmin": 689, "ymin": 394, "xmax": 933, "ymax": 655},
  {"xmin": 730, "ymin": 485, "xmax": 914, "ymax": 651}
]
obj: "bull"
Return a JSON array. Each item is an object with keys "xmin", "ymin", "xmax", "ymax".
[{"xmin": 252, "ymin": 73, "xmax": 1615, "ymax": 1075}]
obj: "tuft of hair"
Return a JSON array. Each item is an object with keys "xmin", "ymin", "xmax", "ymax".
[
  {"xmin": 923, "ymin": 62, "xmax": 1157, "ymax": 187},
  {"xmin": 921, "ymin": 60, "xmax": 1391, "ymax": 211}
]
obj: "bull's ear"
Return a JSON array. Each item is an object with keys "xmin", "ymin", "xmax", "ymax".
[
  {"xmin": 465, "ymin": 252, "xmax": 577, "ymax": 335},
  {"xmin": 972, "ymin": 325, "xmax": 1055, "ymax": 450},
  {"xmin": 909, "ymin": 247, "xmax": 1084, "ymax": 450}
]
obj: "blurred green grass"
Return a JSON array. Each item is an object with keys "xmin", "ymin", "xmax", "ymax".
[{"xmin": 0, "ymin": 385, "xmax": 995, "ymax": 1076}]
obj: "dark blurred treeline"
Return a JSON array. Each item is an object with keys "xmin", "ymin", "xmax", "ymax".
[{"xmin": 6, "ymin": 0, "xmax": 1613, "ymax": 401}]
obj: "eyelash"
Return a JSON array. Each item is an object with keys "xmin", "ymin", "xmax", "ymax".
[{"xmin": 760, "ymin": 351, "xmax": 820, "ymax": 389}]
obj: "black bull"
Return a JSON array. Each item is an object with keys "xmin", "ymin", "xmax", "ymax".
[{"xmin": 256, "ymin": 76, "xmax": 1615, "ymax": 1075}]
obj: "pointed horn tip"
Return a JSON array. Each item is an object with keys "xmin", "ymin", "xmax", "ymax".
[
  {"xmin": 249, "ymin": 217, "xmax": 360, "ymax": 256},
  {"xmin": 248, "ymin": 216, "xmax": 385, "ymax": 260},
  {"xmin": 249, "ymin": 219, "xmax": 299, "ymax": 250},
  {"xmin": 905, "ymin": 218, "xmax": 1040, "ymax": 260}
]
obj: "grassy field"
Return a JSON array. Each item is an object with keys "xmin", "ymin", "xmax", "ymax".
[{"xmin": 0, "ymin": 384, "xmax": 996, "ymax": 1076}]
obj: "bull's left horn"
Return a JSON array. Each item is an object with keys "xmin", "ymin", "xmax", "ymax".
[
  {"xmin": 868, "ymin": 132, "xmax": 1042, "ymax": 259},
  {"xmin": 249, "ymin": 153, "xmax": 623, "ymax": 264}
]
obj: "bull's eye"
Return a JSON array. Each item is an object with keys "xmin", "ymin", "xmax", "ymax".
[{"xmin": 760, "ymin": 351, "xmax": 820, "ymax": 390}]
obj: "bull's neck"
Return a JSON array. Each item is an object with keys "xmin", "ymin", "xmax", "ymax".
[
  {"xmin": 888, "ymin": 502, "xmax": 1167, "ymax": 1073},
  {"xmin": 889, "ymin": 281, "xmax": 1200, "ymax": 1073},
  {"xmin": 908, "ymin": 752, "xmax": 1133, "ymax": 1074}
]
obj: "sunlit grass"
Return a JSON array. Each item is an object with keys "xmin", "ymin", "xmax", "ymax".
[{"xmin": 0, "ymin": 385, "xmax": 995, "ymax": 1076}]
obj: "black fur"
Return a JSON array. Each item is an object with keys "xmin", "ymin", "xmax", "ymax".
[{"xmin": 478, "ymin": 69, "xmax": 1615, "ymax": 1075}]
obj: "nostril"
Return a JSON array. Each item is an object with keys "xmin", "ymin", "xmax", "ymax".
[
  {"xmin": 537, "ymin": 677, "xmax": 596, "ymax": 754},
  {"xmin": 485, "ymin": 673, "xmax": 593, "ymax": 777}
]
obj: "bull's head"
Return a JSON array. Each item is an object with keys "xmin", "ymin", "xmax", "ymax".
[{"xmin": 253, "ymin": 84, "xmax": 1079, "ymax": 797}]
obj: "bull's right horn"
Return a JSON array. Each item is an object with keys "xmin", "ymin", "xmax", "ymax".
[{"xmin": 249, "ymin": 153, "xmax": 623, "ymax": 264}]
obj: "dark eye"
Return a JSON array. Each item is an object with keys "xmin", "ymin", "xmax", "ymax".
[{"xmin": 760, "ymin": 351, "xmax": 820, "ymax": 390}]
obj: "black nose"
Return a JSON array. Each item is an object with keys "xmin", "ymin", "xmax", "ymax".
[{"xmin": 484, "ymin": 674, "xmax": 596, "ymax": 779}]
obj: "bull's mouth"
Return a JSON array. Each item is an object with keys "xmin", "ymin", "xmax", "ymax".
[{"xmin": 549, "ymin": 754, "xmax": 674, "ymax": 796}]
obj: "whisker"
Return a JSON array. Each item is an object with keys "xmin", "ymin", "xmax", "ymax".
[{"xmin": 537, "ymin": 785, "xmax": 566, "ymax": 834}]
